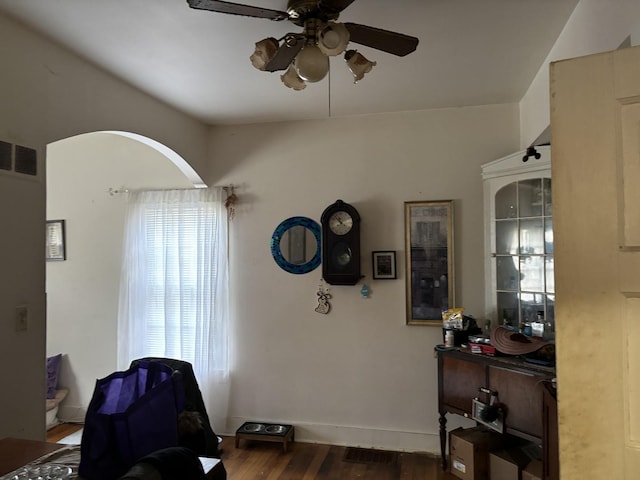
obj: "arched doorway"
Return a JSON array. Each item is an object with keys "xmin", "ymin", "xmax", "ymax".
[{"xmin": 45, "ymin": 131, "xmax": 205, "ymax": 425}]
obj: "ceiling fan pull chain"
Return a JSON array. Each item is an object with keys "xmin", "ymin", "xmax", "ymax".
[{"xmin": 328, "ymin": 66, "xmax": 332, "ymax": 117}]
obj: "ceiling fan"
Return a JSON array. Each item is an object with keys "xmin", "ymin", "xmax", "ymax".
[{"xmin": 186, "ymin": 0, "xmax": 419, "ymax": 90}]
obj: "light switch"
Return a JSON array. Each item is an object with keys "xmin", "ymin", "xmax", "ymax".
[{"xmin": 15, "ymin": 305, "xmax": 28, "ymax": 331}]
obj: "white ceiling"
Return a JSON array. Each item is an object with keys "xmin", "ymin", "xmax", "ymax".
[{"xmin": 0, "ymin": 0, "xmax": 578, "ymax": 126}]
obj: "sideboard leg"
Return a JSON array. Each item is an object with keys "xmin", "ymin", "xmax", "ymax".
[{"xmin": 439, "ymin": 413, "xmax": 448, "ymax": 470}]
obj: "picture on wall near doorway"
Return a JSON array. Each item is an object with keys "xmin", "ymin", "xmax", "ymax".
[
  {"xmin": 404, "ymin": 200, "xmax": 454, "ymax": 325},
  {"xmin": 46, "ymin": 219, "xmax": 66, "ymax": 261},
  {"xmin": 372, "ymin": 251, "xmax": 397, "ymax": 279}
]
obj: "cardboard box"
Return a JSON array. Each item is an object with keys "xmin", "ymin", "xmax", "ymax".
[
  {"xmin": 489, "ymin": 447, "xmax": 533, "ymax": 480},
  {"xmin": 449, "ymin": 427, "xmax": 515, "ymax": 480},
  {"xmin": 522, "ymin": 459, "xmax": 543, "ymax": 480}
]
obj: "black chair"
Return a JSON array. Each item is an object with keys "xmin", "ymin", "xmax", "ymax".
[
  {"xmin": 118, "ymin": 447, "xmax": 206, "ymax": 480},
  {"xmin": 130, "ymin": 357, "xmax": 220, "ymax": 458}
]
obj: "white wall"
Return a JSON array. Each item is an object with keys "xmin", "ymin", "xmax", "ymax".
[
  {"xmin": 207, "ymin": 106, "xmax": 519, "ymax": 451},
  {"xmin": 2, "ymin": 7, "xmax": 518, "ymax": 449},
  {"xmin": 6, "ymin": 0, "xmax": 637, "ymax": 452},
  {"xmin": 0, "ymin": 12, "xmax": 209, "ymax": 440},
  {"xmin": 520, "ymin": 0, "xmax": 640, "ymax": 148},
  {"xmin": 46, "ymin": 132, "xmax": 199, "ymax": 422},
  {"xmin": 46, "ymin": 106, "xmax": 520, "ymax": 452}
]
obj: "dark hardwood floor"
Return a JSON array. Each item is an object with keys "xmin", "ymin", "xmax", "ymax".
[
  {"xmin": 46, "ymin": 422, "xmax": 83, "ymax": 443},
  {"xmin": 218, "ymin": 436, "xmax": 457, "ymax": 479},
  {"xmin": 47, "ymin": 425, "xmax": 458, "ymax": 479}
]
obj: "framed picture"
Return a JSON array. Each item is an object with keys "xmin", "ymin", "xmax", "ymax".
[
  {"xmin": 372, "ymin": 251, "xmax": 396, "ymax": 279},
  {"xmin": 46, "ymin": 220, "xmax": 66, "ymax": 261},
  {"xmin": 404, "ymin": 200, "xmax": 454, "ymax": 325}
]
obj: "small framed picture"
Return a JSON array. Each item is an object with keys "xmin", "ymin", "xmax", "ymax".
[
  {"xmin": 372, "ymin": 250, "xmax": 397, "ymax": 279},
  {"xmin": 46, "ymin": 220, "xmax": 66, "ymax": 261}
]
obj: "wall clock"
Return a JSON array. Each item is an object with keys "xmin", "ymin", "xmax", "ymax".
[{"xmin": 320, "ymin": 199, "xmax": 361, "ymax": 285}]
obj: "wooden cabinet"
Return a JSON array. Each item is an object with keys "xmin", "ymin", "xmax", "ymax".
[
  {"xmin": 542, "ymin": 381, "xmax": 559, "ymax": 480},
  {"xmin": 440, "ymin": 354, "xmax": 485, "ymax": 415},
  {"xmin": 487, "ymin": 365, "xmax": 545, "ymax": 438},
  {"xmin": 437, "ymin": 348, "xmax": 556, "ymax": 471}
]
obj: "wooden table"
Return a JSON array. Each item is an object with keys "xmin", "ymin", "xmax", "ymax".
[
  {"xmin": 0, "ymin": 438, "xmax": 64, "ymax": 476},
  {"xmin": 0, "ymin": 437, "xmax": 226, "ymax": 480},
  {"xmin": 436, "ymin": 348, "xmax": 556, "ymax": 472}
]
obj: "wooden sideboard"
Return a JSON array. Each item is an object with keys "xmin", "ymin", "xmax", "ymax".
[
  {"xmin": 436, "ymin": 347, "xmax": 557, "ymax": 475},
  {"xmin": 0, "ymin": 438, "xmax": 63, "ymax": 476}
]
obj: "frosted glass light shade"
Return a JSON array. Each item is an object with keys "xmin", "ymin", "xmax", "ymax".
[
  {"xmin": 250, "ymin": 37, "xmax": 279, "ymax": 71},
  {"xmin": 295, "ymin": 44, "xmax": 329, "ymax": 82},
  {"xmin": 317, "ymin": 22, "xmax": 350, "ymax": 56},
  {"xmin": 281, "ymin": 65, "xmax": 307, "ymax": 90},
  {"xmin": 344, "ymin": 49, "xmax": 376, "ymax": 83}
]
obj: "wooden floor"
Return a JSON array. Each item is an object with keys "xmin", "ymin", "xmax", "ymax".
[
  {"xmin": 46, "ymin": 422, "xmax": 83, "ymax": 443},
  {"xmin": 47, "ymin": 424, "xmax": 458, "ymax": 479},
  {"xmin": 219, "ymin": 437, "xmax": 457, "ymax": 479}
]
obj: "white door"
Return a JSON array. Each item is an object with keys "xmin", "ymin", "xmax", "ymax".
[{"xmin": 551, "ymin": 45, "xmax": 640, "ymax": 478}]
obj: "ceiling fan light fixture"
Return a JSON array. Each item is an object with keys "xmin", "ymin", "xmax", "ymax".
[
  {"xmin": 317, "ymin": 21, "xmax": 350, "ymax": 56},
  {"xmin": 250, "ymin": 37, "xmax": 279, "ymax": 71},
  {"xmin": 188, "ymin": 0, "xmax": 420, "ymax": 89},
  {"xmin": 281, "ymin": 64, "xmax": 307, "ymax": 90},
  {"xmin": 344, "ymin": 49, "xmax": 376, "ymax": 83},
  {"xmin": 295, "ymin": 44, "xmax": 329, "ymax": 82}
]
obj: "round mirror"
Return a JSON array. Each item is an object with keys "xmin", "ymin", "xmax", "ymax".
[{"xmin": 271, "ymin": 216, "xmax": 321, "ymax": 274}]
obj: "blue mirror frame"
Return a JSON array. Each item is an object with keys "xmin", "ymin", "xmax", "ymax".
[{"xmin": 270, "ymin": 216, "xmax": 321, "ymax": 274}]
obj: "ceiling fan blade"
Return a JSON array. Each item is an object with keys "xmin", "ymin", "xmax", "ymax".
[
  {"xmin": 344, "ymin": 23, "xmax": 419, "ymax": 57},
  {"xmin": 264, "ymin": 35, "xmax": 305, "ymax": 72},
  {"xmin": 317, "ymin": 0, "xmax": 357, "ymax": 15},
  {"xmin": 187, "ymin": 0, "xmax": 288, "ymax": 21}
]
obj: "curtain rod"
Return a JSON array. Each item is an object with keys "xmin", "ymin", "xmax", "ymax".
[
  {"xmin": 108, "ymin": 187, "xmax": 130, "ymax": 196},
  {"xmin": 108, "ymin": 185, "xmax": 234, "ymax": 196}
]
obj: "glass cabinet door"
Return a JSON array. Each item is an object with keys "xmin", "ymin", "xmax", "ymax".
[
  {"xmin": 482, "ymin": 146, "xmax": 553, "ymax": 341},
  {"xmin": 494, "ymin": 178, "xmax": 554, "ymax": 338}
]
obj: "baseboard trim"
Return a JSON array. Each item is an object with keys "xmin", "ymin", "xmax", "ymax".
[
  {"xmin": 57, "ymin": 409, "xmax": 442, "ymax": 454},
  {"xmin": 58, "ymin": 405, "xmax": 87, "ymax": 424},
  {"xmin": 222, "ymin": 418, "xmax": 441, "ymax": 454}
]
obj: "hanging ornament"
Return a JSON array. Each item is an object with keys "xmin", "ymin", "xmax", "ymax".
[
  {"xmin": 360, "ymin": 283, "xmax": 370, "ymax": 298},
  {"xmin": 223, "ymin": 185, "xmax": 238, "ymax": 220},
  {"xmin": 315, "ymin": 280, "xmax": 332, "ymax": 314}
]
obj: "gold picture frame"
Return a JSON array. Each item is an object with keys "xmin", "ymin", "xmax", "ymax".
[{"xmin": 404, "ymin": 200, "xmax": 454, "ymax": 325}]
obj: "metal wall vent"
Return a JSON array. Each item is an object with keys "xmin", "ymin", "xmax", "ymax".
[
  {"xmin": 0, "ymin": 140, "xmax": 37, "ymax": 176},
  {"xmin": 0, "ymin": 140, "xmax": 11, "ymax": 171},
  {"xmin": 15, "ymin": 145, "xmax": 37, "ymax": 176},
  {"xmin": 343, "ymin": 447, "xmax": 398, "ymax": 465}
]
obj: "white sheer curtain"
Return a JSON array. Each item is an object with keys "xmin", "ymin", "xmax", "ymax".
[{"xmin": 117, "ymin": 188, "xmax": 229, "ymax": 384}]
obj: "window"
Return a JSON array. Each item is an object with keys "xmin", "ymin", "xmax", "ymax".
[{"xmin": 117, "ymin": 188, "xmax": 228, "ymax": 383}]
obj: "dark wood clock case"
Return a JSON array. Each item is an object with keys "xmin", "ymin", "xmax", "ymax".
[{"xmin": 320, "ymin": 199, "xmax": 361, "ymax": 285}]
